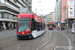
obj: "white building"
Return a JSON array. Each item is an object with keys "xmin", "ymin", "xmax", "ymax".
[
  {"xmin": 0, "ymin": 0, "xmax": 32, "ymax": 30},
  {"xmin": 68, "ymin": 0, "xmax": 74, "ymax": 18}
]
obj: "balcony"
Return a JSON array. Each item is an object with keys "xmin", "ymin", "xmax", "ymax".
[{"xmin": 18, "ymin": 0, "xmax": 26, "ymax": 7}]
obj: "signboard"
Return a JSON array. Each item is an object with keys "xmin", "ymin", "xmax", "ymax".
[{"xmin": 60, "ymin": 22, "xmax": 62, "ymax": 24}]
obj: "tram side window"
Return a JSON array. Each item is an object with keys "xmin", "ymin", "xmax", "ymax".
[
  {"xmin": 35, "ymin": 22, "xmax": 39, "ymax": 30},
  {"xmin": 38, "ymin": 22, "xmax": 42, "ymax": 30},
  {"xmin": 31, "ymin": 19, "xmax": 35, "ymax": 30}
]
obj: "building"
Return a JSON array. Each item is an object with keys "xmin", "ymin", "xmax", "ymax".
[
  {"xmin": 67, "ymin": 0, "xmax": 74, "ymax": 28},
  {"xmin": 44, "ymin": 12, "xmax": 54, "ymax": 26},
  {"xmin": 61, "ymin": 0, "xmax": 67, "ymax": 23},
  {"xmin": 74, "ymin": 0, "xmax": 75, "ymax": 18},
  {"xmin": 61, "ymin": 0, "xmax": 74, "ymax": 28},
  {"xmin": 0, "ymin": 0, "xmax": 32, "ymax": 30},
  {"xmin": 42, "ymin": 15, "xmax": 47, "ymax": 25},
  {"xmin": 51, "ymin": 12, "xmax": 54, "ymax": 23},
  {"xmin": 54, "ymin": 0, "xmax": 61, "ymax": 26}
]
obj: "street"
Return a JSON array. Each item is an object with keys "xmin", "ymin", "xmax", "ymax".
[{"xmin": 0, "ymin": 27, "xmax": 75, "ymax": 50}]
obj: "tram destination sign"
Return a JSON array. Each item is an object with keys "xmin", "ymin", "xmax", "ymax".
[{"xmin": 19, "ymin": 18, "xmax": 30, "ymax": 21}]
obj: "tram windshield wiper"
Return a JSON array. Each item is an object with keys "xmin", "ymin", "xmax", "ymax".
[{"xmin": 22, "ymin": 25, "xmax": 30, "ymax": 31}]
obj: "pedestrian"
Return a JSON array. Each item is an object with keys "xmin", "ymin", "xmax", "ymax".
[
  {"xmin": 0, "ymin": 26, "xmax": 2, "ymax": 31},
  {"xmin": 57, "ymin": 26, "xmax": 60, "ymax": 30},
  {"xmin": 61, "ymin": 25, "xmax": 63, "ymax": 31},
  {"xmin": 10, "ymin": 24, "xmax": 12, "ymax": 29}
]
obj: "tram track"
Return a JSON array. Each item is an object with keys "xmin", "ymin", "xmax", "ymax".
[
  {"xmin": 31, "ymin": 30, "xmax": 53, "ymax": 50},
  {"xmin": 0, "ymin": 29, "xmax": 51, "ymax": 50},
  {"xmin": 53, "ymin": 31, "xmax": 62, "ymax": 50},
  {"xmin": 31, "ymin": 30, "xmax": 62, "ymax": 50},
  {"xmin": 54, "ymin": 31, "xmax": 72, "ymax": 50},
  {"xmin": 39, "ymin": 30, "xmax": 61, "ymax": 50},
  {"xmin": 0, "ymin": 29, "xmax": 62, "ymax": 50}
]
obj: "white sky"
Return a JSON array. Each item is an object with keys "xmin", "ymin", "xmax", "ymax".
[{"xmin": 32, "ymin": 0, "xmax": 56, "ymax": 15}]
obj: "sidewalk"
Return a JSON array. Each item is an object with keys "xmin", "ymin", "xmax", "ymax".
[{"xmin": 54, "ymin": 28, "xmax": 75, "ymax": 49}]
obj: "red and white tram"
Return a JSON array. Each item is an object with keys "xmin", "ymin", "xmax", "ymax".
[
  {"xmin": 48, "ymin": 22, "xmax": 54, "ymax": 30},
  {"xmin": 17, "ymin": 13, "xmax": 45, "ymax": 39}
]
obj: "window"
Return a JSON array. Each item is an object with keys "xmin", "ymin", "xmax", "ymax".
[
  {"xmin": 8, "ymin": 14, "xmax": 12, "ymax": 19},
  {"xmin": 7, "ymin": 13, "xmax": 9, "ymax": 19},
  {"xmin": 0, "ymin": 12, "xmax": 2, "ymax": 18},
  {"xmin": 2, "ymin": 13, "xmax": 7, "ymax": 19},
  {"xmin": 70, "ymin": 1, "xmax": 73, "ymax": 4},
  {"xmin": 18, "ymin": 18, "xmax": 30, "ymax": 32},
  {"xmin": 70, "ymin": 12, "xmax": 73, "ymax": 15},
  {"xmin": 31, "ymin": 19, "xmax": 35, "ymax": 30},
  {"xmin": 70, "ymin": 7, "xmax": 73, "ymax": 9}
]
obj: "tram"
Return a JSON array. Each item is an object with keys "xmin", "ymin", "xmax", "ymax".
[
  {"xmin": 17, "ymin": 13, "xmax": 45, "ymax": 39},
  {"xmin": 48, "ymin": 22, "xmax": 54, "ymax": 30}
]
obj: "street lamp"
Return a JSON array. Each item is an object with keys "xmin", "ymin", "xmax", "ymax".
[{"xmin": 67, "ymin": 5, "xmax": 69, "ymax": 33}]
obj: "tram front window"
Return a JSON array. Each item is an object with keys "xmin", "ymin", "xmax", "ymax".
[
  {"xmin": 18, "ymin": 18, "xmax": 30, "ymax": 32},
  {"xmin": 49, "ymin": 24, "xmax": 53, "ymax": 27}
]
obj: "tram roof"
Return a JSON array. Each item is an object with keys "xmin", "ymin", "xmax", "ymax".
[
  {"xmin": 18, "ymin": 13, "xmax": 42, "ymax": 22},
  {"xmin": 48, "ymin": 22, "xmax": 53, "ymax": 24}
]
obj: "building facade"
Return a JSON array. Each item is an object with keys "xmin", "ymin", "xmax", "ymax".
[
  {"xmin": 44, "ymin": 12, "xmax": 54, "ymax": 26},
  {"xmin": 61, "ymin": 0, "xmax": 74, "ymax": 28},
  {"xmin": 54, "ymin": 0, "xmax": 61, "ymax": 25},
  {"xmin": 0, "ymin": 0, "xmax": 32, "ymax": 30}
]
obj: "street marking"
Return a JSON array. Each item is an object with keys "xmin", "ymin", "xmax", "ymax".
[
  {"xmin": 56, "ymin": 31, "xmax": 72, "ymax": 50},
  {"xmin": 0, "ymin": 38, "xmax": 16, "ymax": 44}
]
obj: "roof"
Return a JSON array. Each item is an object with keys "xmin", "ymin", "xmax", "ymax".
[{"xmin": 18, "ymin": 13, "xmax": 42, "ymax": 22}]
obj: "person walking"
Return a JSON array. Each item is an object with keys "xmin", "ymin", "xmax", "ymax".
[
  {"xmin": 0, "ymin": 26, "xmax": 2, "ymax": 31},
  {"xmin": 61, "ymin": 25, "xmax": 63, "ymax": 31}
]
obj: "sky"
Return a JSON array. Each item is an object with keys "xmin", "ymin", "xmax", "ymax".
[{"xmin": 32, "ymin": 0, "xmax": 56, "ymax": 15}]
